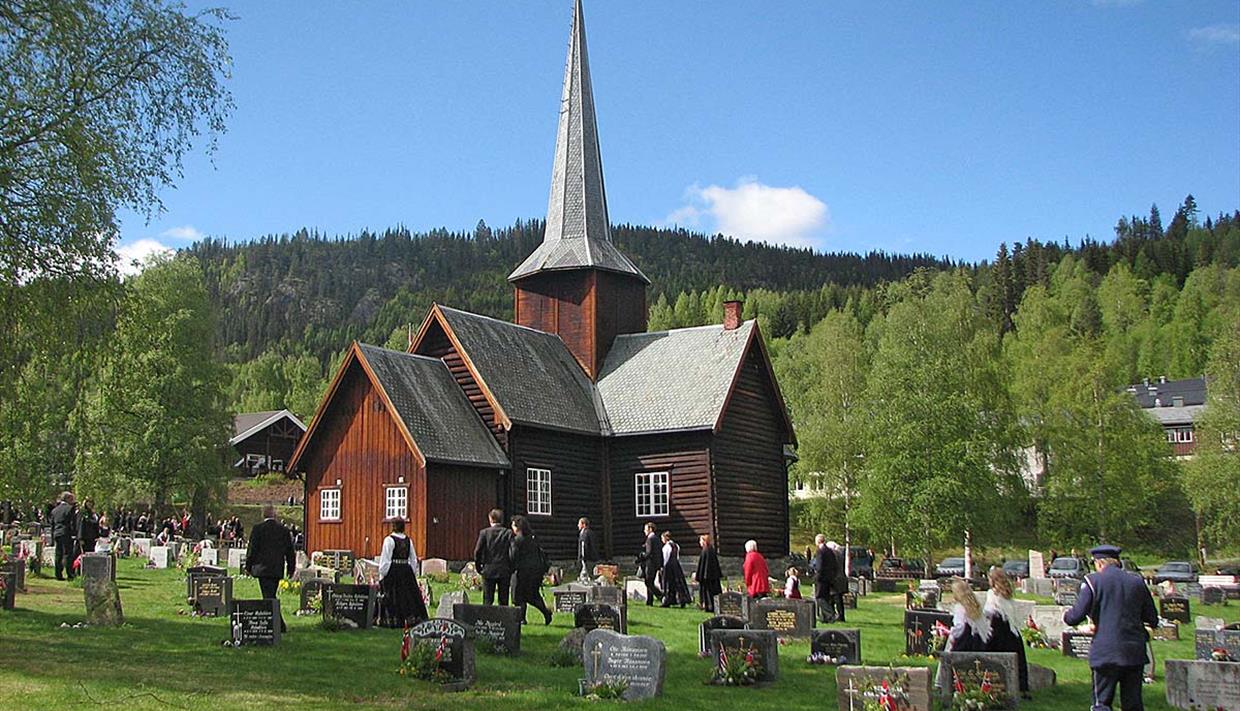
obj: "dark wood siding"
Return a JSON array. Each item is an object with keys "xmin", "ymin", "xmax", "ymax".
[
  {"xmin": 609, "ymin": 432, "xmax": 713, "ymax": 559},
  {"xmin": 507, "ymin": 425, "xmax": 603, "ymax": 559},
  {"xmin": 302, "ymin": 362, "xmax": 425, "ymax": 559},
  {"xmin": 426, "ymin": 464, "xmax": 503, "ymax": 561},
  {"xmin": 232, "ymin": 417, "xmax": 302, "ymax": 475},
  {"xmin": 414, "ymin": 319, "xmax": 506, "ymax": 448},
  {"xmin": 711, "ymin": 343, "xmax": 791, "ymax": 557},
  {"xmin": 595, "ymin": 270, "xmax": 647, "ymax": 370}
]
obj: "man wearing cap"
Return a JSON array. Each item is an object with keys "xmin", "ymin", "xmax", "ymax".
[{"xmin": 1063, "ymin": 544, "xmax": 1158, "ymax": 711}]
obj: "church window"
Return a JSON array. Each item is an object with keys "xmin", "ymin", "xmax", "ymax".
[
  {"xmin": 635, "ymin": 471, "xmax": 669, "ymax": 517},
  {"xmin": 320, "ymin": 488, "xmax": 341, "ymax": 521},
  {"xmin": 385, "ymin": 486, "xmax": 407, "ymax": 520},
  {"xmin": 527, "ymin": 468, "xmax": 551, "ymax": 516}
]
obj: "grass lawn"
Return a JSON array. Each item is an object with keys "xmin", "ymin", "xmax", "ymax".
[{"xmin": 1, "ymin": 558, "xmax": 1236, "ymax": 710}]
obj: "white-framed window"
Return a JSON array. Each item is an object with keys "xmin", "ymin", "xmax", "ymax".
[
  {"xmin": 320, "ymin": 488, "xmax": 341, "ymax": 521},
  {"xmin": 526, "ymin": 468, "xmax": 551, "ymax": 516},
  {"xmin": 385, "ymin": 486, "xmax": 408, "ymax": 520},
  {"xmin": 1168, "ymin": 427, "xmax": 1194, "ymax": 444},
  {"xmin": 635, "ymin": 471, "xmax": 669, "ymax": 517}
]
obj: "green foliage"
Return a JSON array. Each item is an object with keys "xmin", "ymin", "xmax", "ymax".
[{"xmin": 1183, "ymin": 315, "xmax": 1240, "ymax": 551}]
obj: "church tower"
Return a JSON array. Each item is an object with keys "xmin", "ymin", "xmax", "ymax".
[{"xmin": 509, "ymin": 0, "xmax": 649, "ymax": 381}]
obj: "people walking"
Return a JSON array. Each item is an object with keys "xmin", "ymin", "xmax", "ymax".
[
  {"xmin": 50, "ymin": 492, "xmax": 77, "ymax": 581},
  {"xmin": 378, "ymin": 518, "xmax": 428, "ymax": 627},
  {"xmin": 1063, "ymin": 545, "xmax": 1158, "ymax": 711},
  {"xmin": 638, "ymin": 522, "xmax": 662, "ymax": 606},
  {"xmin": 77, "ymin": 498, "xmax": 101, "ymax": 556},
  {"xmin": 473, "ymin": 508, "xmax": 513, "ymax": 606},
  {"xmin": 577, "ymin": 517, "xmax": 600, "ymax": 582},
  {"xmin": 509, "ymin": 515, "xmax": 552, "ymax": 625},
  {"xmin": 743, "ymin": 539, "xmax": 770, "ymax": 600},
  {"xmin": 827, "ymin": 540, "xmax": 849, "ymax": 622},
  {"xmin": 812, "ymin": 535, "xmax": 837, "ymax": 622},
  {"xmin": 695, "ymin": 533, "xmax": 723, "ymax": 612},
  {"xmin": 658, "ymin": 532, "xmax": 691, "ymax": 607},
  {"xmin": 245, "ymin": 505, "xmax": 295, "ymax": 632}
]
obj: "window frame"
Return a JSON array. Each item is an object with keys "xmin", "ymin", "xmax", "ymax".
[
  {"xmin": 634, "ymin": 471, "xmax": 670, "ymax": 518},
  {"xmin": 384, "ymin": 485, "xmax": 408, "ymax": 521},
  {"xmin": 319, "ymin": 488, "xmax": 341, "ymax": 522},
  {"xmin": 526, "ymin": 467, "xmax": 552, "ymax": 516}
]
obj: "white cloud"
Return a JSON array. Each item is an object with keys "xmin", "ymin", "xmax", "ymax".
[
  {"xmin": 115, "ymin": 239, "xmax": 174, "ymax": 276},
  {"xmin": 160, "ymin": 224, "xmax": 205, "ymax": 241},
  {"xmin": 1188, "ymin": 24, "xmax": 1240, "ymax": 48},
  {"xmin": 665, "ymin": 178, "xmax": 829, "ymax": 249}
]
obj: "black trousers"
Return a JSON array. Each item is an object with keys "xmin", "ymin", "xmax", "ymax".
[
  {"xmin": 482, "ymin": 576, "xmax": 509, "ymax": 606},
  {"xmin": 513, "ymin": 571, "xmax": 550, "ymax": 622},
  {"xmin": 643, "ymin": 572, "xmax": 661, "ymax": 605},
  {"xmin": 54, "ymin": 535, "xmax": 75, "ymax": 580},
  {"xmin": 832, "ymin": 591, "xmax": 847, "ymax": 622},
  {"xmin": 1091, "ymin": 664, "xmax": 1144, "ymax": 711},
  {"xmin": 257, "ymin": 576, "xmax": 288, "ymax": 632}
]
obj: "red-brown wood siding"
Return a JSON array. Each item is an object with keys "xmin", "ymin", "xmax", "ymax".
[
  {"xmin": 301, "ymin": 362, "xmax": 425, "ymax": 559},
  {"xmin": 414, "ymin": 319, "xmax": 507, "ymax": 448},
  {"xmin": 608, "ymin": 432, "xmax": 713, "ymax": 559},
  {"xmin": 711, "ymin": 344, "xmax": 791, "ymax": 557},
  {"xmin": 507, "ymin": 425, "xmax": 603, "ymax": 558},
  {"xmin": 426, "ymin": 464, "xmax": 503, "ymax": 560}
]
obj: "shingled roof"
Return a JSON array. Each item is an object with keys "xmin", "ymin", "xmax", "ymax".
[
  {"xmin": 596, "ymin": 321, "xmax": 756, "ymax": 436},
  {"xmin": 436, "ymin": 307, "xmax": 603, "ymax": 435},
  {"xmin": 230, "ymin": 409, "xmax": 306, "ymax": 446},
  {"xmin": 357, "ymin": 344, "xmax": 509, "ymax": 468}
]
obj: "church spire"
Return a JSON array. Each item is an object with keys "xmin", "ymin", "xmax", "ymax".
[{"xmin": 508, "ymin": 0, "xmax": 649, "ymax": 284}]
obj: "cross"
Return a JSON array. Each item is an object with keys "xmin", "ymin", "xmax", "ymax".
[
  {"xmin": 846, "ymin": 679, "xmax": 857, "ymax": 711},
  {"xmin": 591, "ymin": 642, "xmax": 603, "ymax": 679}
]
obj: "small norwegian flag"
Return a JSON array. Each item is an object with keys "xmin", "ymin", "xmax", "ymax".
[{"xmin": 400, "ymin": 626, "xmax": 411, "ymax": 661}]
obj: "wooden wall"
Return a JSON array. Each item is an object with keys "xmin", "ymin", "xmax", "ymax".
[
  {"xmin": 507, "ymin": 425, "xmax": 603, "ymax": 559},
  {"xmin": 302, "ymin": 362, "xmax": 424, "ymax": 559},
  {"xmin": 414, "ymin": 319, "xmax": 506, "ymax": 447},
  {"xmin": 426, "ymin": 464, "xmax": 504, "ymax": 561},
  {"xmin": 594, "ymin": 270, "xmax": 647, "ymax": 363},
  {"xmin": 232, "ymin": 419, "xmax": 301, "ymax": 473},
  {"xmin": 710, "ymin": 344, "xmax": 791, "ymax": 557},
  {"xmin": 608, "ymin": 432, "xmax": 713, "ymax": 560}
]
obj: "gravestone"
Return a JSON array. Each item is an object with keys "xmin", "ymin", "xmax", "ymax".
[
  {"xmin": 1183, "ymin": 582, "xmax": 1203, "ymax": 600},
  {"xmin": 83, "ymin": 566, "xmax": 125, "ymax": 625},
  {"xmin": 594, "ymin": 585, "xmax": 626, "ymax": 607},
  {"xmin": 554, "ymin": 587, "xmax": 591, "ymax": 614},
  {"xmin": 437, "ymin": 590, "xmax": 468, "ymax": 620},
  {"xmin": 1023, "ymin": 577, "xmax": 1054, "ymax": 597},
  {"xmin": 936, "ymin": 651, "xmax": 1019, "ymax": 707},
  {"xmin": 114, "ymin": 537, "xmax": 131, "ymax": 558},
  {"xmin": 407, "ymin": 618, "xmax": 475, "ymax": 691},
  {"xmin": 574, "ymin": 603, "xmax": 625, "ymax": 633},
  {"xmin": 132, "ymin": 538, "xmax": 151, "ymax": 559},
  {"xmin": 623, "ymin": 578, "xmax": 649, "ymax": 603},
  {"xmin": 1198, "ymin": 628, "xmax": 1240, "ymax": 661},
  {"xmin": 199, "ymin": 547, "xmax": 218, "ymax": 566},
  {"xmin": 810, "ymin": 628, "xmax": 861, "ymax": 665},
  {"xmin": 320, "ymin": 549, "xmax": 355, "ymax": 576},
  {"xmin": 1031, "ymin": 604, "xmax": 1072, "ymax": 640},
  {"xmin": 1161, "ymin": 594, "xmax": 1191, "ymax": 623},
  {"xmin": 39, "ymin": 543, "xmax": 54, "ymax": 569},
  {"xmin": 227, "ymin": 548, "xmax": 246, "ymax": 571},
  {"xmin": 295, "ymin": 565, "xmax": 338, "ymax": 584},
  {"xmin": 420, "ymin": 557, "xmax": 448, "ymax": 575},
  {"xmin": 717, "ymin": 590, "xmax": 749, "ymax": 621},
  {"xmin": 699, "ymin": 615, "xmax": 748, "ymax": 656},
  {"xmin": 906, "ymin": 589, "xmax": 938, "ymax": 610},
  {"xmin": 323, "ymin": 583, "xmax": 377, "ymax": 629},
  {"xmin": 750, "ymin": 598, "xmax": 815, "ymax": 638},
  {"xmin": 1, "ymin": 568, "xmax": 16, "ymax": 610},
  {"xmin": 354, "ymin": 558, "xmax": 380, "ymax": 586},
  {"xmin": 0, "ymin": 560, "xmax": 23, "ymax": 596},
  {"xmin": 709, "ymin": 629, "xmax": 779, "ymax": 683},
  {"xmin": 1197, "ymin": 616, "xmax": 1225, "ymax": 632},
  {"xmin": 453, "ymin": 604, "xmax": 522, "ymax": 654},
  {"xmin": 229, "ymin": 598, "xmax": 280, "ymax": 646},
  {"xmin": 1202, "ymin": 586, "xmax": 1226, "ymax": 605},
  {"xmin": 1221, "ymin": 629, "xmax": 1240, "ymax": 660},
  {"xmin": 1164, "ymin": 659, "xmax": 1240, "ymax": 710},
  {"xmin": 1054, "ymin": 578, "xmax": 1080, "ymax": 607},
  {"xmin": 299, "ymin": 577, "xmax": 333, "ymax": 612},
  {"xmin": 1062, "ymin": 630, "xmax": 1094, "ymax": 659},
  {"xmin": 191, "ymin": 575, "xmax": 232, "ymax": 617},
  {"xmin": 186, "ymin": 564, "xmax": 226, "ymax": 600},
  {"xmin": 903, "ymin": 609, "xmax": 953, "ymax": 657},
  {"xmin": 1028, "ymin": 550, "xmax": 1045, "ymax": 579},
  {"xmin": 842, "ymin": 591, "xmax": 858, "ymax": 609},
  {"xmin": 594, "ymin": 564, "xmax": 620, "ymax": 584},
  {"xmin": 836, "ymin": 666, "xmax": 933, "ymax": 711},
  {"xmin": 559, "ymin": 627, "xmax": 590, "ymax": 664},
  {"xmin": 1151, "ymin": 622, "xmax": 1180, "ymax": 641},
  {"xmin": 148, "ymin": 546, "xmax": 171, "ymax": 569},
  {"xmin": 582, "ymin": 628, "xmax": 666, "ymax": 700},
  {"xmin": 1027, "ymin": 663, "xmax": 1057, "ymax": 691}
]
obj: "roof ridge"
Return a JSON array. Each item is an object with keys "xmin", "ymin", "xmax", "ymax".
[
  {"xmin": 614, "ymin": 320, "xmax": 754, "ymax": 339},
  {"xmin": 438, "ymin": 305, "xmax": 568, "ymax": 338}
]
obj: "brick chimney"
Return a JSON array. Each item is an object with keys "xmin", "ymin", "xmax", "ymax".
[{"xmin": 723, "ymin": 300, "xmax": 743, "ymax": 331}]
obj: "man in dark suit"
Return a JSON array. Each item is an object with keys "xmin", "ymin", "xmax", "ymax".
[
  {"xmin": 473, "ymin": 508, "xmax": 512, "ymax": 605},
  {"xmin": 245, "ymin": 505, "xmax": 295, "ymax": 632},
  {"xmin": 577, "ymin": 517, "xmax": 600, "ymax": 582},
  {"xmin": 640, "ymin": 522, "xmax": 662, "ymax": 606},
  {"xmin": 812, "ymin": 534, "xmax": 838, "ymax": 623},
  {"xmin": 77, "ymin": 498, "xmax": 101, "ymax": 557},
  {"xmin": 1063, "ymin": 544, "xmax": 1158, "ymax": 711},
  {"xmin": 49, "ymin": 492, "xmax": 77, "ymax": 580}
]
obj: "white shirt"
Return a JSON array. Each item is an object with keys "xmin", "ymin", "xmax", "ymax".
[
  {"xmin": 662, "ymin": 541, "xmax": 674, "ymax": 565},
  {"xmin": 378, "ymin": 533, "xmax": 418, "ymax": 579}
]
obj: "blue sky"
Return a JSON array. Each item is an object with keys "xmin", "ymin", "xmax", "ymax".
[{"xmin": 117, "ymin": 1, "xmax": 1240, "ymax": 270}]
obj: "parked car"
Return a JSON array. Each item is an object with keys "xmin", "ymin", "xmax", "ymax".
[
  {"xmin": 1048, "ymin": 556, "xmax": 1089, "ymax": 579},
  {"xmin": 877, "ymin": 557, "xmax": 926, "ymax": 576},
  {"xmin": 935, "ymin": 557, "xmax": 967, "ymax": 577},
  {"xmin": 1152, "ymin": 561, "xmax": 1198, "ymax": 585},
  {"xmin": 847, "ymin": 547, "xmax": 875, "ymax": 579},
  {"xmin": 1002, "ymin": 559, "xmax": 1030, "ymax": 579},
  {"xmin": 1119, "ymin": 559, "xmax": 1142, "ymax": 576}
]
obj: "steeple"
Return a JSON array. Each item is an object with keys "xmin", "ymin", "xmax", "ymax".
[{"xmin": 508, "ymin": 0, "xmax": 649, "ymax": 284}]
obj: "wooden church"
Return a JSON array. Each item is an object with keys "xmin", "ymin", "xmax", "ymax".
[{"xmin": 289, "ymin": 0, "xmax": 796, "ymax": 562}]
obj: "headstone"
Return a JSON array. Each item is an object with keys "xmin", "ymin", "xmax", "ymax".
[
  {"xmin": 573, "ymin": 602, "xmax": 624, "ymax": 634},
  {"xmin": 1183, "ymin": 582, "xmax": 1203, "ymax": 600},
  {"xmin": 453, "ymin": 604, "xmax": 522, "ymax": 654},
  {"xmin": 903, "ymin": 609, "xmax": 953, "ymax": 657},
  {"xmin": 114, "ymin": 537, "xmax": 132, "ymax": 558},
  {"xmin": 295, "ymin": 550, "xmax": 309, "ymax": 570},
  {"xmin": 227, "ymin": 548, "xmax": 246, "ymax": 571},
  {"xmin": 906, "ymin": 588, "xmax": 938, "ymax": 610},
  {"xmin": 1152, "ymin": 622, "xmax": 1180, "ymax": 641},
  {"xmin": 699, "ymin": 615, "xmax": 748, "ymax": 656},
  {"xmin": 191, "ymin": 575, "xmax": 232, "ymax": 617},
  {"xmin": 623, "ymin": 578, "xmax": 648, "ymax": 603},
  {"xmin": 320, "ymin": 549, "xmax": 355, "ymax": 576},
  {"xmin": 437, "ymin": 590, "xmax": 468, "ymax": 620},
  {"xmin": 185, "ymin": 564, "xmax": 226, "ymax": 599},
  {"xmin": 1027, "ymin": 662, "xmax": 1057, "ymax": 691},
  {"xmin": 323, "ymin": 583, "xmax": 377, "ymax": 629},
  {"xmin": 1028, "ymin": 550, "xmax": 1045, "ymax": 579},
  {"xmin": 1164, "ymin": 659, "xmax": 1240, "ymax": 710},
  {"xmin": 1161, "ymin": 594, "xmax": 1191, "ymax": 623},
  {"xmin": 836, "ymin": 665, "xmax": 933, "ymax": 711},
  {"xmin": 0, "ymin": 561, "xmax": 23, "ymax": 597},
  {"xmin": 149, "ymin": 546, "xmax": 171, "ymax": 569},
  {"xmin": 354, "ymin": 558, "xmax": 380, "ymax": 586},
  {"xmin": 717, "ymin": 590, "xmax": 749, "ymax": 621},
  {"xmin": 936, "ymin": 651, "xmax": 1019, "ymax": 707},
  {"xmin": 1202, "ymin": 587, "xmax": 1226, "ymax": 605},
  {"xmin": 421, "ymin": 557, "xmax": 448, "ymax": 575},
  {"xmin": 594, "ymin": 585, "xmax": 626, "ymax": 607},
  {"xmin": 559, "ymin": 627, "xmax": 589, "ymax": 664},
  {"xmin": 1222, "ymin": 629, "xmax": 1240, "ymax": 660},
  {"xmin": 555, "ymin": 587, "xmax": 591, "ymax": 614},
  {"xmin": 709, "ymin": 629, "xmax": 779, "ymax": 683},
  {"xmin": 407, "ymin": 618, "xmax": 475, "ymax": 690},
  {"xmin": 80, "ymin": 553, "xmax": 113, "ymax": 582},
  {"xmin": 39, "ymin": 543, "xmax": 54, "ymax": 569},
  {"xmin": 299, "ymin": 577, "xmax": 333, "ymax": 612},
  {"xmin": 295, "ymin": 565, "xmax": 339, "ymax": 584},
  {"xmin": 810, "ymin": 628, "xmax": 861, "ymax": 665},
  {"xmin": 1, "ymin": 568, "xmax": 16, "ymax": 610},
  {"xmin": 1197, "ymin": 616, "xmax": 1225, "ymax": 632},
  {"xmin": 199, "ymin": 547, "xmax": 218, "ymax": 566},
  {"xmin": 132, "ymin": 538, "xmax": 151, "ymax": 558},
  {"xmin": 1031, "ymin": 604, "xmax": 1072, "ymax": 640},
  {"xmin": 750, "ymin": 598, "xmax": 815, "ymax": 638},
  {"xmin": 1062, "ymin": 630, "xmax": 1094, "ymax": 659},
  {"xmin": 594, "ymin": 564, "xmax": 620, "ymax": 584},
  {"xmin": 1197, "ymin": 628, "xmax": 1240, "ymax": 661},
  {"xmin": 582, "ymin": 628, "xmax": 666, "ymax": 700},
  {"xmin": 229, "ymin": 599, "xmax": 280, "ymax": 646}
]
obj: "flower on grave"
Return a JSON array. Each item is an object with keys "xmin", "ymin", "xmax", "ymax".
[
  {"xmin": 400, "ymin": 626, "xmax": 411, "ymax": 662},
  {"xmin": 1211, "ymin": 647, "xmax": 1234, "ymax": 662}
]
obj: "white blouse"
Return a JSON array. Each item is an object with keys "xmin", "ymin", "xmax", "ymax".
[
  {"xmin": 662, "ymin": 542, "xmax": 675, "ymax": 565},
  {"xmin": 378, "ymin": 533, "xmax": 419, "ymax": 579}
]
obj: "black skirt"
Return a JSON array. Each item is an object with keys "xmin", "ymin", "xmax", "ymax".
[{"xmin": 380, "ymin": 563, "xmax": 428, "ymax": 627}]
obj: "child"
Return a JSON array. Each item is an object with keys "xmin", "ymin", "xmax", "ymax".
[{"xmin": 784, "ymin": 566, "xmax": 803, "ymax": 599}]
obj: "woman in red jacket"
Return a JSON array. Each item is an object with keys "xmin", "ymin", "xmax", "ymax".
[{"xmin": 743, "ymin": 539, "xmax": 770, "ymax": 599}]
